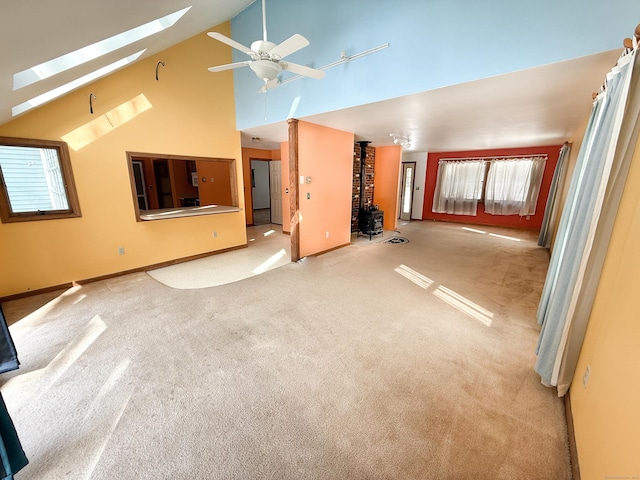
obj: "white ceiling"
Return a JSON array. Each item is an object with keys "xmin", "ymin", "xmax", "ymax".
[
  {"xmin": 241, "ymin": 49, "xmax": 621, "ymax": 152},
  {"xmin": 0, "ymin": 0, "xmax": 622, "ymax": 153}
]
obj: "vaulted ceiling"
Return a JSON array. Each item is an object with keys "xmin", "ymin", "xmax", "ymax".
[{"xmin": 0, "ymin": 0, "xmax": 631, "ymax": 153}]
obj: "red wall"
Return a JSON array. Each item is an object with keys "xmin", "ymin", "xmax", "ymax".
[{"xmin": 422, "ymin": 145, "xmax": 562, "ymax": 230}]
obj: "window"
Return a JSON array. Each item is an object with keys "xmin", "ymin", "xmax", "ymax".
[
  {"xmin": 432, "ymin": 156, "xmax": 546, "ymax": 216},
  {"xmin": 484, "ymin": 157, "xmax": 546, "ymax": 216},
  {"xmin": 0, "ymin": 137, "xmax": 81, "ymax": 223},
  {"xmin": 126, "ymin": 152, "xmax": 239, "ymax": 221},
  {"xmin": 432, "ymin": 160, "xmax": 486, "ymax": 215}
]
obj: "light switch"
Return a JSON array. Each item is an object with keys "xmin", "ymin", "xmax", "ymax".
[{"xmin": 299, "ymin": 175, "xmax": 305, "ymax": 185}]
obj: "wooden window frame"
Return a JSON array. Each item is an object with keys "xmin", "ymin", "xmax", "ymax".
[
  {"xmin": 126, "ymin": 151, "xmax": 239, "ymax": 222},
  {"xmin": 0, "ymin": 136, "xmax": 81, "ymax": 223}
]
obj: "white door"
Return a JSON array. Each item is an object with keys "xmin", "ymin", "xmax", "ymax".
[
  {"xmin": 399, "ymin": 162, "xmax": 415, "ymax": 221},
  {"xmin": 269, "ymin": 160, "xmax": 282, "ymax": 225}
]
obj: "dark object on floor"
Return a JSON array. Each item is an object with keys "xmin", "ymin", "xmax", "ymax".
[
  {"xmin": 0, "ymin": 393, "xmax": 29, "ymax": 479},
  {"xmin": 0, "ymin": 306, "xmax": 18, "ymax": 375},
  {"xmin": 0, "ymin": 306, "xmax": 29, "ymax": 479},
  {"xmin": 384, "ymin": 237, "xmax": 409, "ymax": 244},
  {"xmin": 359, "ymin": 208, "xmax": 384, "ymax": 240}
]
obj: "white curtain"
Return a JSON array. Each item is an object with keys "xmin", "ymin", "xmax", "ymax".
[
  {"xmin": 538, "ymin": 144, "xmax": 571, "ymax": 248},
  {"xmin": 536, "ymin": 46, "xmax": 638, "ymax": 395},
  {"xmin": 432, "ymin": 160, "xmax": 485, "ymax": 215},
  {"xmin": 484, "ymin": 157, "xmax": 546, "ymax": 215}
]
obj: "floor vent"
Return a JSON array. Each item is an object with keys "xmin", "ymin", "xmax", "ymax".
[{"xmin": 384, "ymin": 236, "xmax": 409, "ymax": 244}]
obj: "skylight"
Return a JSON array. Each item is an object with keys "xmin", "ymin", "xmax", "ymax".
[
  {"xmin": 12, "ymin": 51, "xmax": 146, "ymax": 117},
  {"xmin": 13, "ymin": 6, "xmax": 191, "ymax": 90}
]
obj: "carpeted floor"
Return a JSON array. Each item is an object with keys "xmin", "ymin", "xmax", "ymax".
[
  {"xmin": 1, "ymin": 221, "xmax": 571, "ymax": 479},
  {"xmin": 148, "ymin": 224, "xmax": 290, "ymax": 289}
]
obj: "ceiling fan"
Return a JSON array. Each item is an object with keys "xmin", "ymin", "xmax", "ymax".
[{"xmin": 207, "ymin": 0, "xmax": 325, "ymax": 88}]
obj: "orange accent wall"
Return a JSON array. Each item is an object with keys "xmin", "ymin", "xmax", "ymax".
[
  {"xmin": 373, "ymin": 146, "xmax": 402, "ymax": 231},
  {"xmin": 422, "ymin": 145, "xmax": 562, "ymax": 230},
  {"xmin": 298, "ymin": 121, "xmax": 354, "ymax": 257},
  {"xmin": 196, "ymin": 160, "xmax": 233, "ymax": 206},
  {"xmin": 172, "ymin": 159, "xmax": 199, "ymax": 204}
]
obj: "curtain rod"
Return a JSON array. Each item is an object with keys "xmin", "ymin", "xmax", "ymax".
[
  {"xmin": 439, "ymin": 154, "xmax": 548, "ymax": 162},
  {"xmin": 593, "ymin": 23, "xmax": 640, "ymax": 99}
]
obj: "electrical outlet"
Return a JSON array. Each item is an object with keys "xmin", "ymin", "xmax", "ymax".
[
  {"xmin": 583, "ymin": 365, "xmax": 591, "ymax": 387},
  {"xmin": 118, "ymin": 247, "xmax": 125, "ymax": 255},
  {"xmin": 212, "ymin": 231, "xmax": 217, "ymax": 238},
  {"xmin": 325, "ymin": 231, "xmax": 329, "ymax": 238}
]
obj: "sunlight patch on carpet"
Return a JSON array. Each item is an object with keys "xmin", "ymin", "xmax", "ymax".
[
  {"xmin": 394, "ymin": 264, "xmax": 433, "ymax": 289},
  {"xmin": 433, "ymin": 286, "xmax": 494, "ymax": 326}
]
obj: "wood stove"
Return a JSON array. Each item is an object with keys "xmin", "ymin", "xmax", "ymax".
[
  {"xmin": 355, "ymin": 140, "xmax": 384, "ymax": 239},
  {"xmin": 359, "ymin": 207, "xmax": 384, "ymax": 240}
]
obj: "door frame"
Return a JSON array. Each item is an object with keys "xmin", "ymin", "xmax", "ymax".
[
  {"xmin": 399, "ymin": 162, "xmax": 416, "ymax": 221},
  {"xmin": 250, "ymin": 158, "xmax": 272, "ymax": 225}
]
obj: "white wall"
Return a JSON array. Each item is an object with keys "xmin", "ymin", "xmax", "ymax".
[{"xmin": 402, "ymin": 151, "xmax": 428, "ymax": 219}]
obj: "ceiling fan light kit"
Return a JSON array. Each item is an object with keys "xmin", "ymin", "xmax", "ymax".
[{"xmin": 249, "ymin": 59, "xmax": 282, "ymax": 81}]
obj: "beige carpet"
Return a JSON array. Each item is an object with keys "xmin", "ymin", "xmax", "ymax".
[
  {"xmin": 1, "ymin": 221, "xmax": 571, "ymax": 479},
  {"xmin": 148, "ymin": 224, "xmax": 290, "ymax": 289}
]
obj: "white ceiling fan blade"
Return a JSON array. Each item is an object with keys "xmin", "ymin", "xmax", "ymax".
[
  {"xmin": 207, "ymin": 32, "xmax": 256, "ymax": 58},
  {"xmin": 208, "ymin": 61, "xmax": 251, "ymax": 73},
  {"xmin": 281, "ymin": 62, "xmax": 325, "ymax": 79},
  {"xmin": 268, "ymin": 34, "xmax": 310, "ymax": 60}
]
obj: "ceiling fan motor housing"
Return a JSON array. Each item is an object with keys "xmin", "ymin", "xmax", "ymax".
[{"xmin": 251, "ymin": 40, "xmax": 277, "ymax": 57}]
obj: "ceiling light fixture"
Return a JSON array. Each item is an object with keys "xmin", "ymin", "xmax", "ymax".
[{"xmin": 389, "ymin": 133, "xmax": 411, "ymax": 148}]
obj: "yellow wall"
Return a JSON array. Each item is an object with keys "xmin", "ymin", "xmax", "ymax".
[
  {"xmin": 298, "ymin": 121, "xmax": 354, "ymax": 257},
  {"xmin": 569, "ymin": 131, "xmax": 640, "ymax": 478},
  {"xmin": 0, "ymin": 23, "xmax": 247, "ymax": 298},
  {"xmin": 373, "ymin": 146, "xmax": 402, "ymax": 231}
]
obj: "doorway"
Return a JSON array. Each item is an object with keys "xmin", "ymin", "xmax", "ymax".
[
  {"xmin": 251, "ymin": 159, "xmax": 282, "ymax": 226},
  {"xmin": 399, "ymin": 162, "xmax": 416, "ymax": 221},
  {"xmin": 269, "ymin": 160, "xmax": 282, "ymax": 224},
  {"xmin": 154, "ymin": 160, "xmax": 174, "ymax": 208}
]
